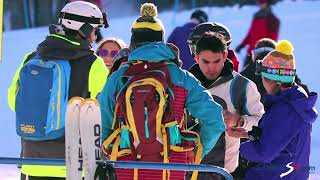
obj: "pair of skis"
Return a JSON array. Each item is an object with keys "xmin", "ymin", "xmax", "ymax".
[{"xmin": 65, "ymin": 97, "xmax": 102, "ymax": 180}]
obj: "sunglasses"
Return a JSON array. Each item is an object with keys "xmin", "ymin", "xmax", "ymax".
[{"xmin": 98, "ymin": 49, "xmax": 119, "ymax": 58}]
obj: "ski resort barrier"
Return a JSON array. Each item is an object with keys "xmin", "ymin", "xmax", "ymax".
[{"xmin": 0, "ymin": 157, "xmax": 234, "ymax": 180}]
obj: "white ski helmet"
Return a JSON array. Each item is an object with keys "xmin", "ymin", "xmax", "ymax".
[{"xmin": 59, "ymin": 1, "xmax": 108, "ymax": 36}]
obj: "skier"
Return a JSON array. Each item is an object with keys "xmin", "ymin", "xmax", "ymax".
[
  {"xmin": 188, "ymin": 22, "xmax": 240, "ymax": 72},
  {"xmin": 68, "ymin": 0, "xmax": 104, "ymax": 43},
  {"xmin": 230, "ymin": 40, "xmax": 318, "ymax": 180},
  {"xmin": 98, "ymin": 3, "xmax": 225, "ymax": 179},
  {"xmin": 167, "ymin": 9, "xmax": 208, "ymax": 70},
  {"xmin": 7, "ymin": 1, "xmax": 109, "ymax": 179},
  {"xmin": 241, "ymin": 38, "xmax": 276, "ymax": 96},
  {"xmin": 235, "ymin": 0, "xmax": 280, "ymax": 68},
  {"xmin": 188, "ymin": 32, "xmax": 264, "ymax": 179},
  {"xmin": 241, "ymin": 38, "xmax": 309, "ymax": 98},
  {"xmin": 95, "ymin": 37, "xmax": 126, "ymax": 70}
]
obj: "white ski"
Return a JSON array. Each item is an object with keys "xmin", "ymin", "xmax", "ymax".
[
  {"xmin": 65, "ymin": 97, "xmax": 84, "ymax": 180},
  {"xmin": 79, "ymin": 98, "xmax": 102, "ymax": 180}
]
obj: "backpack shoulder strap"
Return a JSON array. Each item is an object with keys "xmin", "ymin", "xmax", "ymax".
[
  {"xmin": 24, "ymin": 51, "xmax": 38, "ymax": 64},
  {"xmin": 8, "ymin": 51, "xmax": 39, "ymax": 111},
  {"xmin": 230, "ymin": 74, "xmax": 250, "ymax": 115}
]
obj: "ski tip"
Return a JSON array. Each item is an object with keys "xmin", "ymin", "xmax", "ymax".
[
  {"xmin": 82, "ymin": 98, "xmax": 100, "ymax": 107},
  {"xmin": 68, "ymin": 97, "xmax": 85, "ymax": 105}
]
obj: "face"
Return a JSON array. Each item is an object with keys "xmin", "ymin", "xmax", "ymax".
[
  {"xmin": 195, "ymin": 50, "xmax": 227, "ymax": 80},
  {"xmin": 99, "ymin": 41, "xmax": 120, "ymax": 70},
  {"xmin": 262, "ymin": 76, "xmax": 280, "ymax": 94}
]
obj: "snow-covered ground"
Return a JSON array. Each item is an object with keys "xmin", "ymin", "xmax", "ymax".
[{"xmin": 0, "ymin": 1, "xmax": 319, "ymax": 179}]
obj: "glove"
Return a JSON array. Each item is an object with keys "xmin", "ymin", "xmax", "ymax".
[{"xmin": 235, "ymin": 44, "xmax": 243, "ymax": 53}]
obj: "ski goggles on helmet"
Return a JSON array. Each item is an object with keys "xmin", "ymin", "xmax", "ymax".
[
  {"xmin": 255, "ymin": 60, "xmax": 296, "ymax": 76},
  {"xmin": 188, "ymin": 43, "xmax": 197, "ymax": 55},
  {"xmin": 102, "ymin": 12, "xmax": 109, "ymax": 28},
  {"xmin": 98, "ymin": 49, "xmax": 119, "ymax": 58},
  {"xmin": 251, "ymin": 47, "xmax": 274, "ymax": 60},
  {"xmin": 59, "ymin": 12, "xmax": 109, "ymax": 28}
]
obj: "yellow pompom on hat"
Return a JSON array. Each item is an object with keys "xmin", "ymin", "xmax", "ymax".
[
  {"xmin": 260, "ymin": 40, "xmax": 296, "ymax": 83},
  {"xmin": 130, "ymin": 3, "xmax": 165, "ymax": 47}
]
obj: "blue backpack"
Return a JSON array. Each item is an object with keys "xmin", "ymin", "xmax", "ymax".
[{"xmin": 15, "ymin": 55, "xmax": 71, "ymax": 141}]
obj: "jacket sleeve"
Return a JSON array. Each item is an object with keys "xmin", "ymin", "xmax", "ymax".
[
  {"xmin": 240, "ymin": 104, "xmax": 301, "ymax": 163},
  {"xmin": 180, "ymin": 70, "xmax": 226, "ymax": 156},
  {"xmin": 98, "ymin": 70, "xmax": 122, "ymax": 142},
  {"xmin": 240, "ymin": 18, "xmax": 256, "ymax": 47},
  {"xmin": 240, "ymin": 81, "xmax": 264, "ymax": 130},
  {"xmin": 89, "ymin": 57, "xmax": 109, "ymax": 99},
  {"xmin": 7, "ymin": 52, "xmax": 33, "ymax": 111},
  {"xmin": 266, "ymin": 15, "xmax": 280, "ymax": 41}
]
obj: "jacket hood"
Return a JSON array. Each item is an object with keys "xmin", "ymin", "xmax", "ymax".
[
  {"xmin": 128, "ymin": 42, "xmax": 176, "ymax": 63},
  {"xmin": 37, "ymin": 33, "xmax": 95, "ymax": 61},
  {"xmin": 264, "ymin": 86, "xmax": 318, "ymax": 124}
]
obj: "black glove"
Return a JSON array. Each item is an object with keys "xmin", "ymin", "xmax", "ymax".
[
  {"xmin": 95, "ymin": 162, "xmax": 117, "ymax": 180},
  {"xmin": 235, "ymin": 44, "xmax": 243, "ymax": 53},
  {"xmin": 248, "ymin": 126, "xmax": 262, "ymax": 141}
]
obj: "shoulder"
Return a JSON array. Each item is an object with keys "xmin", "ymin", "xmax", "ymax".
[
  {"xmin": 89, "ymin": 55, "xmax": 105, "ymax": 68},
  {"xmin": 266, "ymin": 98, "xmax": 293, "ymax": 116},
  {"xmin": 231, "ymin": 72, "xmax": 250, "ymax": 85}
]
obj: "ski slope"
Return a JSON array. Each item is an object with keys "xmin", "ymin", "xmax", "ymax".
[{"xmin": 0, "ymin": 1, "xmax": 319, "ymax": 179}]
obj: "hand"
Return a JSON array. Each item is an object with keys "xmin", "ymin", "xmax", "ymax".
[
  {"xmin": 235, "ymin": 45, "xmax": 243, "ymax": 53},
  {"xmin": 227, "ymin": 127, "xmax": 249, "ymax": 138},
  {"xmin": 187, "ymin": 150, "xmax": 195, "ymax": 164},
  {"xmin": 223, "ymin": 110, "xmax": 240, "ymax": 128}
]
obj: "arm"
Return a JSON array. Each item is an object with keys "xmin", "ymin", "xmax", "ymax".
[
  {"xmin": 266, "ymin": 14, "xmax": 280, "ymax": 41},
  {"xmin": 239, "ymin": 18, "xmax": 256, "ymax": 48},
  {"xmin": 240, "ymin": 105, "xmax": 301, "ymax": 163},
  {"xmin": 239, "ymin": 81, "xmax": 264, "ymax": 130},
  {"xmin": 181, "ymin": 71, "xmax": 226, "ymax": 156},
  {"xmin": 98, "ymin": 72, "xmax": 119, "ymax": 142}
]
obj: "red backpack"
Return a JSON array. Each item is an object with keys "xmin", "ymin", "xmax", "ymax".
[{"xmin": 103, "ymin": 61, "xmax": 202, "ymax": 179}]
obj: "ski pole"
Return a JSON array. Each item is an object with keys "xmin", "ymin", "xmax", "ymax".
[{"xmin": 0, "ymin": 157, "xmax": 234, "ymax": 180}]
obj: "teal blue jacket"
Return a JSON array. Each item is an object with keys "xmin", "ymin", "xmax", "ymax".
[{"xmin": 98, "ymin": 42, "xmax": 225, "ymax": 156}]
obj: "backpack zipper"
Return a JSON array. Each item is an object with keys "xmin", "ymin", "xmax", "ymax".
[
  {"xmin": 51, "ymin": 61, "xmax": 62, "ymax": 130},
  {"xmin": 144, "ymin": 102, "xmax": 149, "ymax": 139}
]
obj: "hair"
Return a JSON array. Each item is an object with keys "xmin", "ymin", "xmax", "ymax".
[
  {"xmin": 95, "ymin": 37, "xmax": 126, "ymax": 55},
  {"xmin": 195, "ymin": 32, "xmax": 227, "ymax": 55},
  {"xmin": 63, "ymin": 28, "xmax": 79, "ymax": 37},
  {"xmin": 253, "ymin": 38, "xmax": 276, "ymax": 61},
  {"xmin": 190, "ymin": 9, "xmax": 208, "ymax": 23}
]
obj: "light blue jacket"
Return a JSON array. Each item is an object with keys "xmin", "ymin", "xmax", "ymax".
[{"xmin": 98, "ymin": 42, "xmax": 225, "ymax": 156}]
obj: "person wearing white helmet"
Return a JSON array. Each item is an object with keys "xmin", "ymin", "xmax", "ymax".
[
  {"xmin": 59, "ymin": 1, "xmax": 108, "ymax": 41},
  {"xmin": 7, "ymin": 1, "xmax": 109, "ymax": 179}
]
